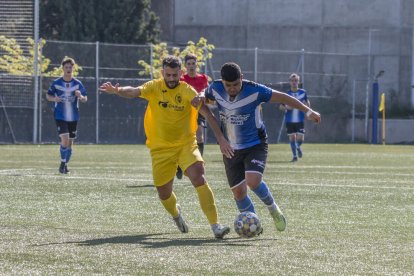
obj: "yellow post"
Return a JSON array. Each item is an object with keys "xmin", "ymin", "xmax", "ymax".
[
  {"xmin": 382, "ymin": 105, "xmax": 385, "ymax": 145},
  {"xmin": 379, "ymin": 93, "xmax": 385, "ymax": 145}
]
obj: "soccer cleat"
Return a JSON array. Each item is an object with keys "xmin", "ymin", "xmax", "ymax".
[
  {"xmin": 64, "ymin": 164, "xmax": 70, "ymax": 174},
  {"xmin": 212, "ymin": 224, "xmax": 230, "ymax": 239},
  {"xmin": 173, "ymin": 205, "xmax": 188, "ymax": 233},
  {"xmin": 176, "ymin": 167, "xmax": 183, "ymax": 180},
  {"xmin": 290, "ymin": 157, "xmax": 298, "ymax": 162},
  {"xmin": 297, "ymin": 148, "xmax": 303, "ymax": 158},
  {"xmin": 59, "ymin": 162, "xmax": 66, "ymax": 174},
  {"xmin": 270, "ymin": 206, "xmax": 287, "ymax": 232}
]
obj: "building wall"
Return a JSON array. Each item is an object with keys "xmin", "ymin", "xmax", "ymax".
[{"xmin": 152, "ymin": 0, "xmax": 414, "ymax": 108}]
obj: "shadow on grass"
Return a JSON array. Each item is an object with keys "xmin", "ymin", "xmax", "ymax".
[
  {"xmin": 125, "ymin": 184, "xmax": 154, "ymax": 188},
  {"xmin": 34, "ymin": 233, "xmax": 277, "ymax": 248}
]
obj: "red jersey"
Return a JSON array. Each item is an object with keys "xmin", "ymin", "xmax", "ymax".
[{"xmin": 180, "ymin": 73, "xmax": 208, "ymax": 93}]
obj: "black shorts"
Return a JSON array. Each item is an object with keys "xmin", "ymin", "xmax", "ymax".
[
  {"xmin": 56, "ymin": 120, "xmax": 78, "ymax": 139},
  {"xmin": 197, "ymin": 114, "xmax": 206, "ymax": 128},
  {"xmin": 286, "ymin": 122, "xmax": 305, "ymax": 135},
  {"xmin": 223, "ymin": 143, "xmax": 268, "ymax": 188}
]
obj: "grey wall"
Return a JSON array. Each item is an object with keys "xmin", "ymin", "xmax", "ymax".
[{"xmin": 152, "ymin": 0, "xmax": 414, "ymax": 108}]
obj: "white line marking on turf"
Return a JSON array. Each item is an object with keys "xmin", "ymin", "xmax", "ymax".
[
  {"xmin": 276, "ymin": 181, "xmax": 414, "ymax": 190},
  {"xmin": 1, "ymin": 169, "xmax": 413, "ymax": 190}
]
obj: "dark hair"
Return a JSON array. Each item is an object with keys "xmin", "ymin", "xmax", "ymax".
[
  {"xmin": 61, "ymin": 57, "xmax": 75, "ymax": 67},
  {"xmin": 162, "ymin": 55, "xmax": 182, "ymax": 69},
  {"xmin": 220, "ymin": 62, "xmax": 241, "ymax": 82},
  {"xmin": 184, "ymin": 53, "xmax": 197, "ymax": 63}
]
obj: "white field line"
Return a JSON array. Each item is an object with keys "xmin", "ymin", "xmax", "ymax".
[
  {"xmin": 265, "ymin": 164, "xmax": 414, "ymax": 170},
  {"xmin": 275, "ymin": 181, "xmax": 414, "ymax": 190},
  {"xmin": 0, "ymin": 169, "xmax": 413, "ymax": 190}
]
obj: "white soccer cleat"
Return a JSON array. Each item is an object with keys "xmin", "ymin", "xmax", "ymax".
[
  {"xmin": 173, "ymin": 204, "xmax": 189, "ymax": 233},
  {"xmin": 212, "ymin": 224, "xmax": 230, "ymax": 239}
]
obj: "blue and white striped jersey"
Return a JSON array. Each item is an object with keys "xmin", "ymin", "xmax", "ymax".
[
  {"xmin": 206, "ymin": 80, "xmax": 272, "ymax": 150},
  {"xmin": 284, "ymin": 89, "xmax": 308, "ymax": 123},
  {"xmin": 47, "ymin": 77, "xmax": 87, "ymax": 121}
]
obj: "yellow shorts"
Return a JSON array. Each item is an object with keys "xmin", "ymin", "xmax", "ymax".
[{"xmin": 150, "ymin": 141, "xmax": 203, "ymax": 186}]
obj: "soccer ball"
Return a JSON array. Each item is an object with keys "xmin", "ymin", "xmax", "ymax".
[{"xmin": 234, "ymin": 211, "xmax": 262, "ymax": 238}]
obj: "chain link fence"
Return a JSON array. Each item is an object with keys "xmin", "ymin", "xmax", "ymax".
[{"xmin": 0, "ymin": 40, "xmax": 371, "ymax": 144}]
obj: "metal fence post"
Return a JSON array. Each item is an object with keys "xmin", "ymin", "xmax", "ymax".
[
  {"xmin": 254, "ymin": 47, "xmax": 258, "ymax": 82},
  {"xmin": 39, "ymin": 39, "xmax": 43, "ymax": 143},
  {"xmin": 371, "ymin": 81, "xmax": 379, "ymax": 144},
  {"xmin": 95, "ymin": 41, "xmax": 99, "ymax": 144},
  {"xmin": 301, "ymin": 49, "xmax": 305, "ymax": 88},
  {"xmin": 150, "ymin": 43, "xmax": 154, "ymax": 79},
  {"xmin": 33, "ymin": 0, "xmax": 39, "ymax": 143},
  {"xmin": 352, "ymin": 80, "xmax": 356, "ymax": 142}
]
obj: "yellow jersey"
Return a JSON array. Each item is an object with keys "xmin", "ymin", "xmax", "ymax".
[{"xmin": 139, "ymin": 78, "xmax": 199, "ymax": 149}]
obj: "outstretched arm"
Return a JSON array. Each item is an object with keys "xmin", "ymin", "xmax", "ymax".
[
  {"xmin": 270, "ymin": 90, "xmax": 321, "ymax": 123},
  {"xmin": 99, "ymin": 82, "xmax": 141, "ymax": 98},
  {"xmin": 198, "ymin": 104, "xmax": 234, "ymax": 158}
]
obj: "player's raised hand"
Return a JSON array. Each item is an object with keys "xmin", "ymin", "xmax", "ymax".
[
  {"xmin": 306, "ymin": 110, "xmax": 321, "ymax": 123},
  {"xmin": 74, "ymin": 90, "xmax": 82, "ymax": 97},
  {"xmin": 100, "ymin": 82, "xmax": 119, "ymax": 94}
]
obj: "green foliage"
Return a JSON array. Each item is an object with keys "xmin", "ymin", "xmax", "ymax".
[
  {"xmin": 138, "ymin": 37, "xmax": 215, "ymax": 79},
  {"xmin": 40, "ymin": 0, "xmax": 160, "ymax": 44},
  {"xmin": 0, "ymin": 36, "xmax": 81, "ymax": 77},
  {"xmin": 0, "ymin": 36, "xmax": 48, "ymax": 76}
]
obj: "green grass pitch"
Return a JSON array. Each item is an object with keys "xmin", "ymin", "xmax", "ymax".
[{"xmin": 0, "ymin": 144, "xmax": 413, "ymax": 274}]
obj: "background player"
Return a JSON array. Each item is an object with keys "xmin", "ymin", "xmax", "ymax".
[
  {"xmin": 99, "ymin": 56, "xmax": 231, "ymax": 239},
  {"xmin": 175, "ymin": 53, "xmax": 209, "ymax": 179},
  {"xmin": 279, "ymin": 73, "xmax": 310, "ymax": 162},
  {"xmin": 46, "ymin": 57, "xmax": 87, "ymax": 174},
  {"xmin": 203, "ymin": 62, "xmax": 321, "ymax": 234}
]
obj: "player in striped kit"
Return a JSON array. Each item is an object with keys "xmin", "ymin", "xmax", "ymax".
[
  {"xmin": 279, "ymin": 73, "xmax": 310, "ymax": 162},
  {"xmin": 203, "ymin": 62, "xmax": 320, "ymax": 234},
  {"xmin": 46, "ymin": 57, "xmax": 87, "ymax": 174}
]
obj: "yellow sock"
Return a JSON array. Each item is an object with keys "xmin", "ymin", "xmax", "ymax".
[
  {"xmin": 160, "ymin": 192, "xmax": 179, "ymax": 218},
  {"xmin": 196, "ymin": 183, "xmax": 219, "ymax": 225}
]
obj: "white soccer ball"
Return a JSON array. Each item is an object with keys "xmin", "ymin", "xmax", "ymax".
[{"xmin": 234, "ymin": 211, "xmax": 262, "ymax": 238}]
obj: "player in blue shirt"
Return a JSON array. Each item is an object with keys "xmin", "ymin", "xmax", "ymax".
[
  {"xmin": 204, "ymin": 62, "xmax": 320, "ymax": 234},
  {"xmin": 280, "ymin": 73, "xmax": 310, "ymax": 162},
  {"xmin": 46, "ymin": 57, "xmax": 87, "ymax": 174}
]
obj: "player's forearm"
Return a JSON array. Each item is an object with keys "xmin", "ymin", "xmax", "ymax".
[
  {"xmin": 116, "ymin": 86, "xmax": 140, "ymax": 98},
  {"xmin": 199, "ymin": 105, "xmax": 226, "ymax": 142},
  {"xmin": 284, "ymin": 96, "xmax": 311, "ymax": 113},
  {"xmin": 46, "ymin": 94, "xmax": 59, "ymax": 102},
  {"xmin": 271, "ymin": 91, "xmax": 312, "ymax": 113}
]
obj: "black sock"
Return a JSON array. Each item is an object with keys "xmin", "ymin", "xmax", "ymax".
[{"xmin": 197, "ymin": 143, "xmax": 204, "ymax": 156}]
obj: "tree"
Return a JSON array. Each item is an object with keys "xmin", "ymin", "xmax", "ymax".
[
  {"xmin": 0, "ymin": 36, "xmax": 81, "ymax": 77},
  {"xmin": 40, "ymin": 0, "xmax": 160, "ymax": 44},
  {"xmin": 138, "ymin": 37, "xmax": 215, "ymax": 79}
]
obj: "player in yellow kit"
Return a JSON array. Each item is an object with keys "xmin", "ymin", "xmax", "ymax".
[{"xmin": 99, "ymin": 55, "xmax": 232, "ymax": 238}]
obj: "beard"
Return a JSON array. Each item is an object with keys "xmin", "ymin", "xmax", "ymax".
[{"xmin": 165, "ymin": 80, "xmax": 179, "ymax": 89}]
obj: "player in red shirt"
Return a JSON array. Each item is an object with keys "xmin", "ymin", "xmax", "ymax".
[{"xmin": 176, "ymin": 54, "xmax": 209, "ymax": 179}]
